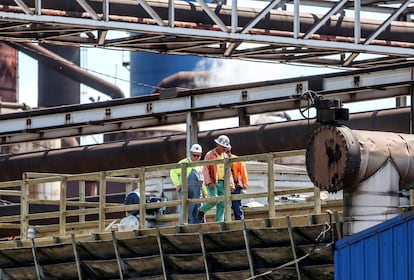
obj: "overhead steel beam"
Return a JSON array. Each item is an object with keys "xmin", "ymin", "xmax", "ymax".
[
  {"xmin": 239, "ymin": 0, "xmax": 284, "ymax": 34},
  {"xmin": 0, "ymin": 62, "xmax": 413, "ymax": 145},
  {"xmin": 302, "ymin": 0, "xmax": 348, "ymax": 40},
  {"xmin": 0, "ymin": 0, "xmax": 414, "ymax": 67},
  {"xmin": 344, "ymin": 0, "xmax": 414, "ymax": 65},
  {"xmin": 13, "ymin": 0, "xmax": 32, "ymax": 15}
]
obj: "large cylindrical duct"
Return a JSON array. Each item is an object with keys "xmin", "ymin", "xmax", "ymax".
[
  {"xmin": 306, "ymin": 125, "xmax": 414, "ymax": 234},
  {"xmin": 343, "ymin": 160, "xmax": 400, "ymax": 235},
  {"xmin": 9, "ymin": 42, "xmax": 125, "ymax": 101},
  {"xmin": 38, "ymin": 44, "xmax": 80, "ymax": 107}
]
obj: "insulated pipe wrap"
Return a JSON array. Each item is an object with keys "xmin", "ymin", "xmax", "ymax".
[
  {"xmin": 352, "ymin": 130, "xmax": 414, "ymax": 187},
  {"xmin": 307, "ymin": 125, "xmax": 414, "ymax": 192}
]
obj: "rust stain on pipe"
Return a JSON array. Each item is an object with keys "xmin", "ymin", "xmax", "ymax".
[
  {"xmin": 1, "ymin": 0, "xmax": 414, "ymax": 45},
  {"xmin": 0, "ymin": 107, "xmax": 409, "ymax": 182},
  {"xmin": 6, "ymin": 42, "xmax": 125, "ymax": 99}
]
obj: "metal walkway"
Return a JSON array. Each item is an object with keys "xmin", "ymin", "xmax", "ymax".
[{"xmin": 1, "ymin": 0, "xmax": 414, "ymax": 68}]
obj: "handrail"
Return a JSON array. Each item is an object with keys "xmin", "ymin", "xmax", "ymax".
[{"xmin": 0, "ymin": 149, "xmax": 327, "ymax": 239}]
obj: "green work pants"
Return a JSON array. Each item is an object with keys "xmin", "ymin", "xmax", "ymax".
[{"xmin": 200, "ymin": 180, "xmax": 224, "ymax": 222}]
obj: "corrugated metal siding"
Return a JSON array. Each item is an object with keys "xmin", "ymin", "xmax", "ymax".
[{"xmin": 334, "ymin": 210, "xmax": 414, "ymax": 280}]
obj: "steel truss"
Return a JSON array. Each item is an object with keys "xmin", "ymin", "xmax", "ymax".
[
  {"xmin": 0, "ymin": 62, "xmax": 412, "ymax": 145},
  {"xmin": 0, "ymin": 0, "xmax": 413, "ymax": 68}
]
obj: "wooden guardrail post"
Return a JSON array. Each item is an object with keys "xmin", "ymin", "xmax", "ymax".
[
  {"xmin": 59, "ymin": 177, "xmax": 67, "ymax": 236},
  {"xmin": 313, "ymin": 186, "xmax": 321, "ymax": 214},
  {"xmin": 267, "ymin": 153, "xmax": 275, "ymax": 218},
  {"xmin": 21, "ymin": 173, "xmax": 30, "ymax": 239},
  {"xmin": 99, "ymin": 172, "xmax": 107, "ymax": 232},
  {"xmin": 139, "ymin": 168, "xmax": 146, "ymax": 229},
  {"xmin": 224, "ymin": 157, "xmax": 232, "ymax": 222},
  {"xmin": 180, "ymin": 162, "xmax": 188, "ymax": 225},
  {"xmin": 79, "ymin": 180, "xmax": 86, "ymax": 223}
]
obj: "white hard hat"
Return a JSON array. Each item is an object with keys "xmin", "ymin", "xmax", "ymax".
[
  {"xmin": 190, "ymin": 144, "xmax": 203, "ymax": 153},
  {"xmin": 214, "ymin": 135, "xmax": 230, "ymax": 148}
]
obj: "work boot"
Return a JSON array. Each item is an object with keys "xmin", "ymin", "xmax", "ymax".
[{"xmin": 197, "ymin": 209, "xmax": 205, "ymax": 223}]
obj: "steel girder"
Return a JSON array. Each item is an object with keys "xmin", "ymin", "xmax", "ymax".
[
  {"xmin": 0, "ymin": 62, "xmax": 412, "ymax": 145},
  {"xmin": 0, "ymin": 0, "xmax": 413, "ymax": 68}
]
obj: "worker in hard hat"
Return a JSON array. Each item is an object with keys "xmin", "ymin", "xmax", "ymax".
[
  {"xmin": 198, "ymin": 135, "xmax": 235, "ymax": 222},
  {"xmin": 225, "ymin": 145, "xmax": 248, "ymax": 220},
  {"xmin": 170, "ymin": 143, "xmax": 204, "ymax": 224}
]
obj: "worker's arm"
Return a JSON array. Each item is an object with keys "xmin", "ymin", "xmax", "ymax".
[
  {"xmin": 203, "ymin": 151, "xmax": 215, "ymax": 189},
  {"xmin": 239, "ymin": 161, "xmax": 249, "ymax": 188},
  {"xmin": 170, "ymin": 158, "xmax": 187, "ymax": 191}
]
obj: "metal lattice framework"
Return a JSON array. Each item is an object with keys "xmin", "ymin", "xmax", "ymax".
[{"xmin": 0, "ymin": 0, "xmax": 413, "ymax": 68}]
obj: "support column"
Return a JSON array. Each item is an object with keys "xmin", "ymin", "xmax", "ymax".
[{"xmin": 186, "ymin": 109, "xmax": 199, "ymax": 156}]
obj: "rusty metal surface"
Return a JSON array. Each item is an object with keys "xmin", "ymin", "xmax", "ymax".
[
  {"xmin": 0, "ymin": 0, "xmax": 413, "ymax": 68},
  {"xmin": 0, "ymin": 0, "xmax": 411, "ymax": 44},
  {"xmin": 306, "ymin": 125, "xmax": 361, "ymax": 193},
  {"xmin": 0, "ymin": 107, "xmax": 409, "ymax": 182},
  {"xmin": 0, "ymin": 43, "xmax": 16, "ymax": 103},
  {"xmin": 8, "ymin": 42, "xmax": 125, "ymax": 100}
]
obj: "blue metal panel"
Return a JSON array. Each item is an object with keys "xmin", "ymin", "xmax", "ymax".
[
  {"xmin": 409, "ymin": 218, "xmax": 414, "ymax": 280},
  {"xmin": 334, "ymin": 245, "xmax": 350, "ymax": 280},
  {"xmin": 335, "ymin": 210, "xmax": 414, "ymax": 280},
  {"xmin": 393, "ymin": 225, "xmax": 408, "ymax": 280},
  {"xmin": 349, "ymin": 239, "xmax": 364, "ymax": 279},
  {"xmin": 379, "ymin": 228, "xmax": 393, "ymax": 279},
  {"xmin": 364, "ymin": 235, "xmax": 378, "ymax": 279}
]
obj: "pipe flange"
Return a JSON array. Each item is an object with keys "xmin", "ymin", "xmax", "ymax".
[{"xmin": 306, "ymin": 125, "xmax": 361, "ymax": 193}]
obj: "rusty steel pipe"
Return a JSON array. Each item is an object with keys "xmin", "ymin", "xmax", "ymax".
[
  {"xmin": 7, "ymin": 42, "xmax": 125, "ymax": 99},
  {"xmin": 0, "ymin": 107, "xmax": 409, "ymax": 182},
  {"xmin": 2, "ymin": 0, "xmax": 414, "ymax": 44}
]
